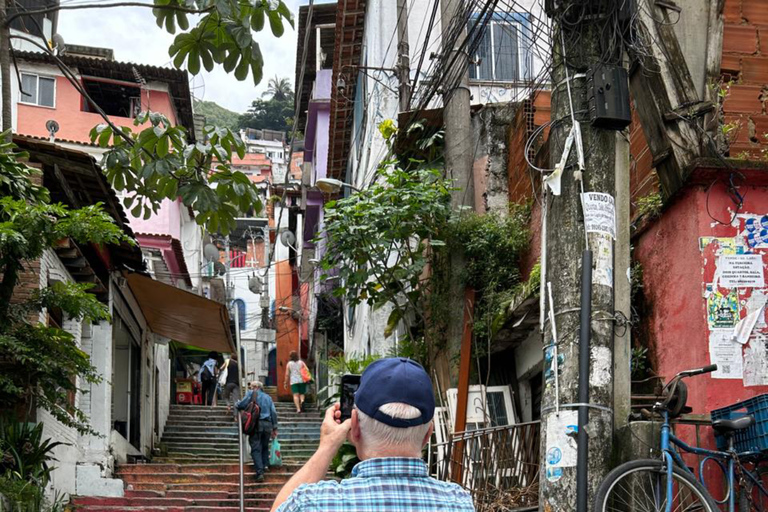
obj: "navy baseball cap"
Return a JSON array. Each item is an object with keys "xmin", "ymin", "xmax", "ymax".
[{"xmin": 355, "ymin": 358, "xmax": 435, "ymax": 428}]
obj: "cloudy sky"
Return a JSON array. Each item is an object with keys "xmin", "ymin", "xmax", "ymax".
[{"xmin": 58, "ymin": 0, "xmax": 325, "ymax": 113}]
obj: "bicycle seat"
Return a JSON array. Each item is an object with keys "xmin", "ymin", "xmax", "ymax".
[{"xmin": 712, "ymin": 415, "xmax": 755, "ymax": 434}]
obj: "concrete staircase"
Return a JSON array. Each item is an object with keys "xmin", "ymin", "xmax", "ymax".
[{"xmin": 71, "ymin": 401, "xmax": 322, "ymax": 511}]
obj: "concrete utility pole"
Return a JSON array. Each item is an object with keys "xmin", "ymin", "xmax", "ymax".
[
  {"xmin": 539, "ymin": 10, "xmax": 629, "ymax": 512},
  {"xmin": 395, "ymin": 0, "xmax": 411, "ymax": 112},
  {"xmin": 0, "ymin": 0, "xmax": 12, "ymax": 133},
  {"xmin": 437, "ymin": 0, "xmax": 474, "ymax": 391}
]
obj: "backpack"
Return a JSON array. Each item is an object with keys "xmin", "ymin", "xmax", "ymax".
[
  {"xmin": 201, "ymin": 363, "xmax": 214, "ymax": 383},
  {"xmin": 241, "ymin": 392, "xmax": 261, "ymax": 436}
]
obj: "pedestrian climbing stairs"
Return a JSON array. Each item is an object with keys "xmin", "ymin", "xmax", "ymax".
[{"xmin": 70, "ymin": 401, "xmax": 323, "ymax": 511}]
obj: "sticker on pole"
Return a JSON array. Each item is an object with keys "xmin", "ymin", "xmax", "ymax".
[
  {"xmin": 545, "ymin": 410, "xmax": 578, "ymax": 472},
  {"xmin": 581, "ymin": 192, "xmax": 616, "ymax": 239}
]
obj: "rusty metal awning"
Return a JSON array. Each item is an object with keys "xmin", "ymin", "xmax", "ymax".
[{"xmin": 124, "ymin": 272, "xmax": 234, "ymax": 354}]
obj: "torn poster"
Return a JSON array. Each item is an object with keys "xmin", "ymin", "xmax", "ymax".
[
  {"xmin": 743, "ymin": 333, "xmax": 768, "ymax": 386},
  {"xmin": 545, "ymin": 410, "xmax": 578, "ymax": 469},
  {"xmin": 707, "ymin": 285, "xmax": 740, "ymax": 330},
  {"xmin": 718, "ymin": 254, "xmax": 765, "ymax": 288},
  {"xmin": 732, "ymin": 295, "xmax": 767, "ymax": 344},
  {"xmin": 593, "ymin": 234, "xmax": 613, "ymax": 288},
  {"xmin": 708, "ymin": 331, "xmax": 744, "ymax": 379},
  {"xmin": 746, "ymin": 290, "xmax": 768, "ymax": 328},
  {"xmin": 700, "ymin": 237, "xmax": 741, "ymax": 255},
  {"xmin": 581, "ymin": 192, "xmax": 616, "ymax": 239}
]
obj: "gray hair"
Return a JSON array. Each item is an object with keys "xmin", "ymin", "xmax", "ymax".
[
  {"xmin": 251, "ymin": 381, "xmax": 263, "ymax": 390},
  {"xmin": 357, "ymin": 403, "xmax": 432, "ymax": 453}
]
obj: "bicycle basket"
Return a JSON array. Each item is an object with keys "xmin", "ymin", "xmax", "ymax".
[{"xmin": 710, "ymin": 394, "xmax": 768, "ymax": 453}]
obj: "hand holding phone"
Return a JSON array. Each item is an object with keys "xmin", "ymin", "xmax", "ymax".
[{"xmin": 340, "ymin": 374, "xmax": 361, "ymax": 421}]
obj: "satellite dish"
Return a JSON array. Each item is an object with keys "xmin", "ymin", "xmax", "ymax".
[
  {"xmin": 280, "ymin": 230, "xmax": 296, "ymax": 248},
  {"xmin": 45, "ymin": 120, "xmax": 59, "ymax": 141},
  {"xmin": 213, "ymin": 261, "xmax": 226, "ymax": 276},
  {"xmin": 204, "ymin": 243, "xmax": 220, "ymax": 262}
]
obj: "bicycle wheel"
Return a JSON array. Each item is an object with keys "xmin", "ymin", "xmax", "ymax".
[{"xmin": 595, "ymin": 459, "xmax": 719, "ymax": 512}]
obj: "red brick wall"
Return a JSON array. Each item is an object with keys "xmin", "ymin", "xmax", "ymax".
[{"xmin": 721, "ymin": 0, "xmax": 768, "ymax": 159}]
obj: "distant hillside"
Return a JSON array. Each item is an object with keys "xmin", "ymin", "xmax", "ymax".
[{"xmin": 193, "ymin": 99, "xmax": 240, "ymax": 131}]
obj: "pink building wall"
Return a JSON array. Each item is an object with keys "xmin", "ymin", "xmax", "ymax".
[{"xmin": 16, "ymin": 75, "xmax": 177, "ymax": 144}]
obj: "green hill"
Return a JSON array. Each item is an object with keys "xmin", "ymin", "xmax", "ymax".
[{"xmin": 193, "ymin": 99, "xmax": 240, "ymax": 131}]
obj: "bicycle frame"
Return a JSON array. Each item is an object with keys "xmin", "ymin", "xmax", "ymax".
[{"xmin": 659, "ymin": 410, "xmax": 768, "ymax": 512}]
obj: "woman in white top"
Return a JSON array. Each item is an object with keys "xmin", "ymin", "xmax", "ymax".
[{"xmin": 284, "ymin": 350, "xmax": 307, "ymax": 413}]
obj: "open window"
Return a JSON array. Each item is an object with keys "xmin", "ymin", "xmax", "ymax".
[
  {"xmin": 82, "ymin": 78, "xmax": 142, "ymax": 118},
  {"xmin": 316, "ymin": 24, "xmax": 335, "ymax": 71}
]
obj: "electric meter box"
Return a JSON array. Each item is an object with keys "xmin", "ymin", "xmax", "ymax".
[{"xmin": 587, "ymin": 64, "xmax": 632, "ymax": 130}]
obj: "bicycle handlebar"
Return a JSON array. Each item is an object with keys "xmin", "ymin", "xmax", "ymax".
[{"xmin": 679, "ymin": 364, "xmax": 718, "ymax": 378}]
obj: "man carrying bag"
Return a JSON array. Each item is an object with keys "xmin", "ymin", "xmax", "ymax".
[{"xmin": 237, "ymin": 381, "xmax": 278, "ymax": 481}]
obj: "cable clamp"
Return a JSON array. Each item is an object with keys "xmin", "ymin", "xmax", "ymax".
[{"xmin": 541, "ymin": 402, "xmax": 614, "ymax": 415}]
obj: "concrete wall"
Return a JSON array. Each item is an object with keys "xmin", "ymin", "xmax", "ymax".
[{"xmin": 36, "ymin": 250, "xmax": 81, "ymax": 498}]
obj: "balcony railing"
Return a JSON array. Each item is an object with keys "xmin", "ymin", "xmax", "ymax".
[{"xmin": 434, "ymin": 421, "xmax": 541, "ymax": 512}]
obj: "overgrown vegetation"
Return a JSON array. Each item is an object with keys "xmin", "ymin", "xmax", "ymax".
[
  {"xmin": 635, "ymin": 193, "xmax": 663, "ymax": 220},
  {"xmin": 319, "ymin": 121, "xmax": 531, "ymax": 374},
  {"xmin": 0, "ymin": 418, "xmax": 66, "ymax": 511},
  {"xmin": 0, "ymin": 134, "xmax": 129, "ymax": 435}
]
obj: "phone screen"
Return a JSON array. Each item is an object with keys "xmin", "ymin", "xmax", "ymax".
[{"xmin": 340, "ymin": 374, "xmax": 361, "ymax": 421}]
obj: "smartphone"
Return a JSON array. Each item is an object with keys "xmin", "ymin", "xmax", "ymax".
[{"xmin": 339, "ymin": 374, "xmax": 361, "ymax": 421}]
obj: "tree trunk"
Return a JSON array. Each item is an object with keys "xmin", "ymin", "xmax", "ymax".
[
  {"xmin": 0, "ymin": 0, "xmax": 12, "ymax": 134},
  {"xmin": 539, "ymin": 17, "xmax": 626, "ymax": 512}
]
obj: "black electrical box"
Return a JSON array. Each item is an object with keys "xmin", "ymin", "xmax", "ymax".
[{"xmin": 587, "ymin": 65, "xmax": 632, "ymax": 130}]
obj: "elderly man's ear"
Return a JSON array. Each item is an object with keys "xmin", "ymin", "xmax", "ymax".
[
  {"xmin": 349, "ymin": 408, "xmax": 362, "ymax": 446},
  {"xmin": 422, "ymin": 422, "xmax": 434, "ymax": 449}
]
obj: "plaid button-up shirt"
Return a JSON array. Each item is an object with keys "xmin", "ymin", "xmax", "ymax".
[{"xmin": 275, "ymin": 457, "xmax": 475, "ymax": 511}]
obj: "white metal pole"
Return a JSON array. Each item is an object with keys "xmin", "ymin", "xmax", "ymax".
[{"xmin": 234, "ymin": 305, "xmax": 245, "ymax": 512}]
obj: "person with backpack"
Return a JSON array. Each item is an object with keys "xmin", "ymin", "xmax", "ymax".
[
  {"xmin": 199, "ymin": 351, "xmax": 219, "ymax": 406},
  {"xmin": 221, "ymin": 354, "xmax": 240, "ymax": 419},
  {"xmin": 237, "ymin": 381, "xmax": 278, "ymax": 481}
]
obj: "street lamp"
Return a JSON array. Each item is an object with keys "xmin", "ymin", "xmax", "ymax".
[{"xmin": 314, "ymin": 177, "xmax": 360, "ymax": 194}]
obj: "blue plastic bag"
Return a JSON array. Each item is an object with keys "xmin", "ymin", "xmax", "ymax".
[{"xmin": 269, "ymin": 438, "xmax": 282, "ymax": 467}]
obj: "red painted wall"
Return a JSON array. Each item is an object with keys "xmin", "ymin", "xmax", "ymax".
[
  {"xmin": 16, "ymin": 74, "xmax": 178, "ymax": 143},
  {"xmin": 634, "ymin": 168, "xmax": 768, "ymax": 457}
]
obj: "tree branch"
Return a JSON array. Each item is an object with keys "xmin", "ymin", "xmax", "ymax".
[{"xmin": 5, "ymin": 2, "xmax": 214, "ymax": 26}]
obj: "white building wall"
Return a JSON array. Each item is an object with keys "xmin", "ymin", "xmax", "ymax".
[
  {"xmin": 34, "ymin": 250, "xmax": 81, "ymax": 498},
  {"xmin": 343, "ymin": 0, "xmax": 548, "ymax": 358}
]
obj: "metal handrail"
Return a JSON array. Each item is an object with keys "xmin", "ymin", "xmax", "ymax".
[{"xmin": 434, "ymin": 421, "xmax": 541, "ymax": 512}]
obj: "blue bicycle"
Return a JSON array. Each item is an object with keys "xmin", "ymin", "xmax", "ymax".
[{"xmin": 594, "ymin": 364, "xmax": 768, "ymax": 512}]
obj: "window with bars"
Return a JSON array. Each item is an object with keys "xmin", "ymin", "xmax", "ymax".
[
  {"xmin": 468, "ymin": 15, "xmax": 532, "ymax": 83},
  {"xmin": 20, "ymin": 73, "xmax": 55, "ymax": 107}
]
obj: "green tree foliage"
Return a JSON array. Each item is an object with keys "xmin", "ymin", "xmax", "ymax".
[
  {"xmin": 320, "ymin": 166, "xmax": 454, "ymax": 339},
  {"xmin": 0, "ymin": 133, "xmax": 133, "ymax": 435},
  {"xmin": 157, "ymin": 0, "xmax": 293, "ymax": 86},
  {"xmin": 237, "ymin": 81, "xmax": 295, "ymax": 135},
  {"xmin": 263, "ymin": 75, "xmax": 293, "ymax": 101},
  {"xmin": 193, "ymin": 99, "xmax": 240, "ymax": 131},
  {"xmin": 90, "ymin": 111, "xmax": 261, "ymax": 235}
]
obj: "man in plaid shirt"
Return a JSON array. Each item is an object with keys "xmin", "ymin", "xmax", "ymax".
[{"xmin": 271, "ymin": 358, "xmax": 475, "ymax": 511}]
